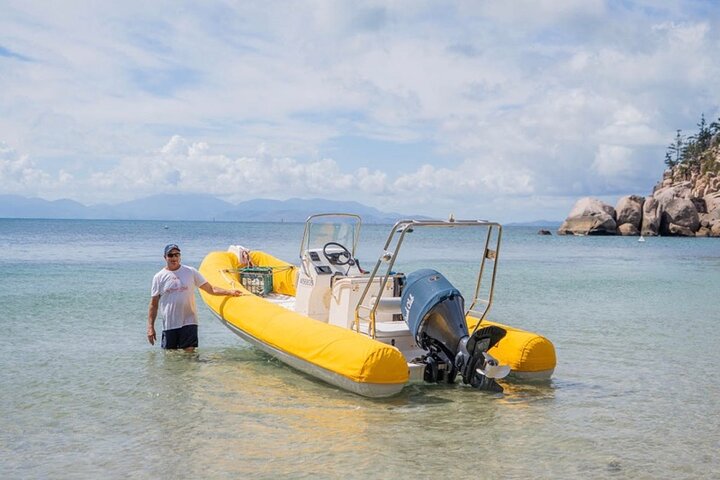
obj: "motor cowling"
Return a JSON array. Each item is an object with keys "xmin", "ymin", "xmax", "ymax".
[{"xmin": 402, "ymin": 269, "xmax": 467, "ymax": 356}]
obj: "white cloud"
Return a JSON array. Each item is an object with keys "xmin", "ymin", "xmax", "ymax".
[
  {"xmin": 472, "ymin": 0, "xmax": 607, "ymax": 32},
  {"xmin": 653, "ymin": 21, "xmax": 709, "ymax": 46},
  {"xmin": 0, "ymin": 142, "xmax": 72, "ymax": 194},
  {"xmin": 83, "ymin": 136, "xmax": 394, "ymax": 203},
  {"xmin": 592, "ymin": 144, "xmax": 635, "ymax": 177}
]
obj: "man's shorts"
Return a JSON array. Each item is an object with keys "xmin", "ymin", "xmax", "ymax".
[{"xmin": 161, "ymin": 324, "xmax": 199, "ymax": 349}]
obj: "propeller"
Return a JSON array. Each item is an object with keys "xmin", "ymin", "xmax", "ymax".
[{"xmin": 477, "ymin": 351, "xmax": 511, "ymax": 379}]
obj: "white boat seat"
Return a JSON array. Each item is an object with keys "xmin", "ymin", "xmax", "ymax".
[
  {"xmin": 371, "ymin": 297, "xmax": 402, "ymax": 314},
  {"xmin": 358, "ymin": 320, "xmax": 411, "ymax": 339}
]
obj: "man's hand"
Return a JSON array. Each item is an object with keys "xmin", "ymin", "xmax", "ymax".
[
  {"xmin": 148, "ymin": 296, "xmax": 160, "ymax": 346},
  {"xmin": 200, "ymin": 282, "xmax": 246, "ymax": 297}
]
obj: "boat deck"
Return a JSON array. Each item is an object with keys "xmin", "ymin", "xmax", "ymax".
[{"xmin": 264, "ymin": 292, "xmax": 296, "ymax": 310}]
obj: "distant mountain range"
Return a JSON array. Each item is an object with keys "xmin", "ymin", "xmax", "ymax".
[{"xmin": 0, "ymin": 194, "xmax": 424, "ymax": 224}]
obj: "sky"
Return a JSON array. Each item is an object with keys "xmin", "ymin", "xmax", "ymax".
[{"xmin": 1, "ymin": 0, "xmax": 719, "ymax": 222}]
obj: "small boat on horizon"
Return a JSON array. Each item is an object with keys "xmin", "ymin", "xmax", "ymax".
[{"xmin": 200, "ymin": 213, "xmax": 556, "ymax": 397}]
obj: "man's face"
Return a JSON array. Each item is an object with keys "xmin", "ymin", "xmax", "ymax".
[{"xmin": 165, "ymin": 249, "xmax": 181, "ymax": 269}]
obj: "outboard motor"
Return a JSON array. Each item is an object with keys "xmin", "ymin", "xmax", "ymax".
[{"xmin": 401, "ymin": 269, "xmax": 510, "ymax": 392}]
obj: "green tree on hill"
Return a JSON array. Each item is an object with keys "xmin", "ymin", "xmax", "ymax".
[
  {"xmin": 665, "ymin": 129, "xmax": 683, "ymax": 168},
  {"xmin": 664, "ymin": 113, "xmax": 719, "ymax": 175},
  {"xmin": 711, "ymin": 116, "xmax": 720, "ymax": 135}
]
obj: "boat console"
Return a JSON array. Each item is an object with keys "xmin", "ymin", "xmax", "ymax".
[
  {"xmin": 293, "ymin": 215, "xmax": 419, "ymax": 358},
  {"xmin": 295, "ymin": 243, "xmax": 365, "ymax": 321},
  {"xmin": 295, "ymin": 242, "xmax": 403, "ymax": 326}
]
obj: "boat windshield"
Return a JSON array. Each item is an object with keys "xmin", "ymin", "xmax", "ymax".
[{"xmin": 300, "ymin": 213, "xmax": 361, "ymax": 257}]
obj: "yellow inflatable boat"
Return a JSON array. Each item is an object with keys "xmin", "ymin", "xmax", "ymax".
[{"xmin": 200, "ymin": 214, "xmax": 555, "ymax": 398}]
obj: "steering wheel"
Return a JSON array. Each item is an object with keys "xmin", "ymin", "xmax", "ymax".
[{"xmin": 323, "ymin": 242, "xmax": 354, "ymax": 266}]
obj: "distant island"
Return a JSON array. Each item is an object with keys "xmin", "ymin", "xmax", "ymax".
[
  {"xmin": 0, "ymin": 194, "xmax": 427, "ymax": 225},
  {"xmin": 559, "ymin": 113, "xmax": 720, "ymax": 237}
]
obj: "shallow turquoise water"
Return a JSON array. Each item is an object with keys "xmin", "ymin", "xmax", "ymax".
[{"xmin": 1, "ymin": 219, "xmax": 718, "ymax": 479}]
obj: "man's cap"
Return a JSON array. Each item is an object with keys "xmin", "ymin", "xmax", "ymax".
[{"xmin": 164, "ymin": 244, "xmax": 181, "ymax": 256}]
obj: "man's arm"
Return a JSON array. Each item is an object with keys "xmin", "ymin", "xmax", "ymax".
[
  {"xmin": 199, "ymin": 282, "xmax": 244, "ymax": 297},
  {"xmin": 147, "ymin": 295, "xmax": 160, "ymax": 345}
]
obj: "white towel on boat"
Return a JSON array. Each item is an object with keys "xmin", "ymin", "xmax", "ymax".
[{"xmin": 228, "ymin": 245, "xmax": 252, "ymax": 266}]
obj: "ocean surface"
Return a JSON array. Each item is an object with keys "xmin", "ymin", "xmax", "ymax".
[{"xmin": 1, "ymin": 218, "xmax": 718, "ymax": 479}]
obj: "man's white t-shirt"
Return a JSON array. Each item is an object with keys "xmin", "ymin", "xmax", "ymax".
[{"xmin": 151, "ymin": 265, "xmax": 207, "ymax": 331}]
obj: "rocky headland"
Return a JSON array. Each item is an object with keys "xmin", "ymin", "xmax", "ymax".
[{"xmin": 559, "ymin": 120, "xmax": 720, "ymax": 237}]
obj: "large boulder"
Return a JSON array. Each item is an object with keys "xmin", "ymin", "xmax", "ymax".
[
  {"xmin": 617, "ymin": 223, "xmax": 640, "ymax": 236},
  {"xmin": 615, "ymin": 195, "xmax": 644, "ymax": 230},
  {"xmin": 668, "ymin": 223, "xmax": 695, "ymax": 236},
  {"xmin": 705, "ymin": 191, "xmax": 720, "ymax": 215},
  {"xmin": 654, "ymin": 181, "xmax": 693, "ymax": 204},
  {"xmin": 649, "ymin": 181, "xmax": 700, "ymax": 235},
  {"xmin": 660, "ymin": 198, "xmax": 700, "ymax": 234},
  {"xmin": 699, "ymin": 209, "xmax": 720, "ymax": 228},
  {"xmin": 706, "ymin": 208, "xmax": 720, "ymax": 226},
  {"xmin": 641, "ymin": 197, "xmax": 660, "ymax": 236},
  {"xmin": 558, "ymin": 197, "xmax": 617, "ymax": 235}
]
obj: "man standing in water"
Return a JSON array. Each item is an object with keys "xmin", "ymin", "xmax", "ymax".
[{"xmin": 147, "ymin": 244, "xmax": 243, "ymax": 352}]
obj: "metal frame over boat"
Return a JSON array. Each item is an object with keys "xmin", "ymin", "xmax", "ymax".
[{"xmin": 199, "ymin": 214, "xmax": 556, "ymax": 397}]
